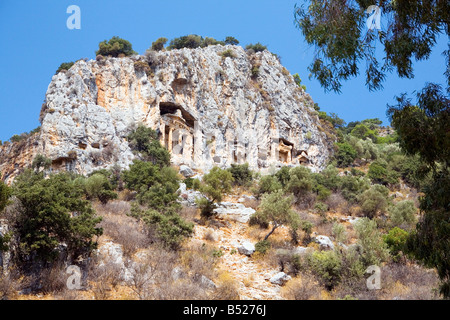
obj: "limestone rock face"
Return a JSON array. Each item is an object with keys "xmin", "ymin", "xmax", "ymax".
[{"xmin": 1, "ymin": 45, "xmax": 334, "ymax": 181}]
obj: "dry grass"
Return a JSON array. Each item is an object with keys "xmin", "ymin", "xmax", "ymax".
[
  {"xmin": 94, "ymin": 201, "xmax": 150, "ymax": 257},
  {"xmin": 282, "ymin": 274, "xmax": 322, "ymax": 300}
]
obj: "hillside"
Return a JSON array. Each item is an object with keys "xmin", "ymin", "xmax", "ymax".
[{"xmin": 0, "ymin": 37, "xmax": 443, "ymax": 301}]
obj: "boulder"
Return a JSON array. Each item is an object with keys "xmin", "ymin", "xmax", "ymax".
[
  {"xmin": 269, "ymin": 272, "xmax": 291, "ymax": 286},
  {"xmin": 214, "ymin": 202, "xmax": 256, "ymax": 223},
  {"xmin": 179, "ymin": 165, "xmax": 195, "ymax": 178},
  {"xmin": 237, "ymin": 241, "xmax": 255, "ymax": 256},
  {"xmin": 315, "ymin": 235, "xmax": 335, "ymax": 250}
]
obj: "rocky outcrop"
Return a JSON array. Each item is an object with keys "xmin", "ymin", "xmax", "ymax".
[{"xmin": 1, "ymin": 45, "xmax": 334, "ymax": 182}]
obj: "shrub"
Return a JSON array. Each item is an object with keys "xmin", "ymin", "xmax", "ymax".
[
  {"xmin": 281, "ymin": 275, "xmax": 321, "ymax": 300},
  {"xmin": 0, "ymin": 180, "xmax": 11, "ymax": 213},
  {"xmin": 354, "ymin": 218, "xmax": 389, "ymax": 267},
  {"xmin": 275, "ymin": 166, "xmax": 291, "ymax": 188},
  {"xmin": 31, "ymin": 154, "xmax": 52, "ymax": 172},
  {"xmin": 389, "ymin": 200, "xmax": 417, "ymax": 229},
  {"xmin": 254, "ymin": 190, "xmax": 298, "ymax": 241},
  {"xmin": 95, "ymin": 36, "xmax": 136, "ymax": 57},
  {"xmin": 286, "ymin": 166, "xmax": 313, "ymax": 201},
  {"xmin": 335, "ymin": 142, "xmax": 357, "ymax": 167},
  {"xmin": 255, "ymin": 240, "xmax": 271, "ymax": 255},
  {"xmin": 84, "ymin": 173, "xmax": 117, "ymax": 204},
  {"xmin": 123, "ymin": 161, "xmax": 180, "ymax": 212},
  {"xmin": 134, "ymin": 61, "xmax": 152, "ymax": 77},
  {"xmin": 359, "ymin": 185, "xmax": 389, "ymax": 218},
  {"xmin": 368, "ymin": 160, "xmax": 399, "ymax": 185},
  {"xmin": 246, "ymin": 43, "xmax": 267, "ymax": 52},
  {"xmin": 127, "ymin": 125, "xmax": 170, "ymax": 167},
  {"xmin": 195, "ymin": 167, "xmax": 234, "ymax": 218},
  {"xmin": 227, "ymin": 163, "xmax": 253, "ymax": 186},
  {"xmin": 11, "ymin": 170, "xmax": 102, "ymax": 263},
  {"xmin": 220, "ymin": 49, "xmax": 236, "ymax": 59},
  {"xmin": 56, "ymin": 62, "xmax": 74, "ymax": 74},
  {"xmin": 383, "ymin": 227, "xmax": 409, "ymax": 261},
  {"xmin": 308, "ymin": 250, "xmax": 342, "ymax": 290},
  {"xmin": 332, "ymin": 222, "xmax": 348, "ymax": 244},
  {"xmin": 151, "ymin": 37, "xmax": 168, "ymax": 51},
  {"xmin": 224, "ymin": 36, "xmax": 239, "ymax": 45},
  {"xmin": 314, "ymin": 202, "xmax": 328, "ymax": 216},
  {"xmin": 256, "ymin": 175, "xmax": 282, "ymax": 198},
  {"xmin": 167, "ymin": 35, "xmax": 223, "ymax": 50}
]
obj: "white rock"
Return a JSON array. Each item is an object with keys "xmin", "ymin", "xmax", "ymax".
[
  {"xmin": 238, "ymin": 241, "xmax": 255, "ymax": 256},
  {"xmin": 179, "ymin": 165, "xmax": 195, "ymax": 178},
  {"xmin": 315, "ymin": 235, "xmax": 335, "ymax": 250},
  {"xmin": 269, "ymin": 272, "xmax": 291, "ymax": 286},
  {"xmin": 214, "ymin": 202, "xmax": 256, "ymax": 223}
]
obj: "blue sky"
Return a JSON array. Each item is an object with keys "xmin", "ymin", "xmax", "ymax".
[{"xmin": 0, "ymin": 0, "xmax": 447, "ymax": 142}]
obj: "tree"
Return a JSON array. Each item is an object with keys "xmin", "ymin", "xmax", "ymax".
[
  {"xmin": 224, "ymin": 36, "xmax": 239, "ymax": 45},
  {"xmin": 335, "ymin": 142, "xmax": 357, "ymax": 167},
  {"xmin": 151, "ymin": 37, "xmax": 168, "ymax": 51},
  {"xmin": 388, "ymin": 83, "xmax": 450, "ymax": 297},
  {"xmin": 295, "ymin": 1, "xmax": 449, "ymax": 92},
  {"xmin": 11, "ymin": 170, "xmax": 102, "ymax": 263},
  {"xmin": 83, "ymin": 173, "xmax": 117, "ymax": 205},
  {"xmin": 31, "ymin": 154, "xmax": 52, "ymax": 172},
  {"xmin": 0, "ymin": 180, "xmax": 10, "ymax": 213},
  {"xmin": 354, "ymin": 218, "xmax": 389, "ymax": 267},
  {"xmin": 127, "ymin": 125, "xmax": 170, "ymax": 167},
  {"xmin": 96, "ymin": 36, "xmax": 136, "ymax": 57},
  {"xmin": 245, "ymin": 43, "xmax": 267, "ymax": 53},
  {"xmin": 194, "ymin": 167, "xmax": 234, "ymax": 218},
  {"xmin": 359, "ymin": 185, "xmax": 389, "ymax": 218},
  {"xmin": 56, "ymin": 62, "xmax": 74, "ymax": 74},
  {"xmin": 253, "ymin": 190, "xmax": 298, "ymax": 241},
  {"xmin": 123, "ymin": 160, "xmax": 180, "ymax": 213},
  {"xmin": 227, "ymin": 163, "xmax": 253, "ymax": 187}
]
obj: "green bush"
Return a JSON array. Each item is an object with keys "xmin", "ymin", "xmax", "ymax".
[
  {"xmin": 256, "ymin": 175, "xmax": 282, "ymax": 198},
  {"xmin": 332, "ymin": 222, "xmax": 348, "ymax": 244},
  {"xmin": 95, "ymin": 36, "xmax": 136, "ymax": 57},
  {"xmin": 84, "ymin": 173, "xmax": 117, "ymax": 204},
  {"xmin": 389, "ymin": 200, "xmax": 417, "ymax": 229},
  {"xmin": 127, "ymin": 125, "xmax": 170, "ymax": 167},
  {"xmin": 354, "ymin": 218, "xmax": 389, "ymax": 267},
  {"xmin": 224, "ymin": 36, "xmax": 239, "ymax": 45},
  {"xmin": 307, "ymin": 250, "xmax": 342, "ymax": 290},
  {"xmin": 383, "ymin": 227, "xmax": 409, "ymax": 261},
  {"xmin": 255, "ymin": 240, "xmax": 271, "ymax": 255},
  {"xmin": 142, "ymin": 209, "xmax": 193, "ymax": 250},
  {"xmin": 0, "ymin": 180, "xmax": 10, "ymax": 213},
  {"xmin": 123, "ymin": 161, "xmax": 180, "ymax": 213},
  {"xmin": 285, "ymin": 166, "xmax": 313, "ymax": 200},
  {"xmin": 195, "ymin": 167, "xmax": 234, "ymax": 219},
  {"xmin": 245, "ymin": 43, "xmax": 267, "ymax": 52},
  {"xmin": 151, "ymin": 37, "xmax": 168, "ymax": 51},
  {"xmin": 31, "ymin": 154, "xmax": 52, "ymax": 172},
  {"xmin": 227, "ymin": 163, "xmax": 253, "ymax": 186},
  {"xmin": 254, "ymin": 190, "xmax": 298, "ymax": 241},
  {"xmin": 314, "ymin": 202, "xmax": 329, "ymax": 215},
  {"xmin": 11, "ymin": 170, "xmax": 102, "ymax": 262},
  {"xmin": 335, "ymin": 142, "xmax": 357, "ymax": 167},
  {"xmin": 275, "ymin": 166, "xmax": 291, "ymax": 188},
  {"xmin": 359, "ymin": 185, "xmax": 389, "ymax": 218},
  {"xmin": 220, "ymin": 49, "xmax": 236, "ymax": 59},
  {"xmin": 167, "ymin": 35, "xmax": 223, "ymax": 50},
  {"xmin": 56, "ymin": 62, "xmax": 74, "ymax": 74}
]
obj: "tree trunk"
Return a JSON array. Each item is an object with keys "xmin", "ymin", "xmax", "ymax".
[{"xmin": 264, "ymin": 222, "xmax": 278, "ymax": 241}]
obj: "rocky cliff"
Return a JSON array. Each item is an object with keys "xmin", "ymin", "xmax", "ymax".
[{"xmin": 1, "ymin": 45, "xmax": 334, "ymax": 182}]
